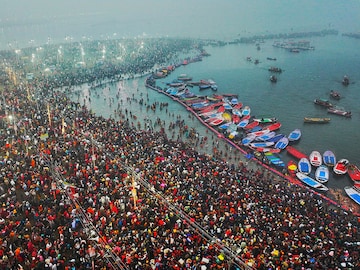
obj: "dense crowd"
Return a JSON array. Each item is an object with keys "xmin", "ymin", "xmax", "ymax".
[{"xmin": 0, "ymin": 39, "xmax": 359, "ymax": 270}]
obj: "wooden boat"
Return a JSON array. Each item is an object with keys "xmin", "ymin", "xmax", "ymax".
[
  {"xmin": 241, "ymin": 106, "xmax": 251, "ymax": 116},
  {"xmin": 208, "ymin": 118, "xmax": 224, "ymax": 126},
  {"xmin": 255, "ymin": 131, "xmax": 276, "ymax": 141},
  {"xmin": 247, "ymin": 128, "xmax": 270, "ymax": 138},
  {"xmin": 288, "ymin": 129, "xmax": 301, "ymax": 142},
  {"xmin": 265, "ymin": 122, "xmax": 282, "ymax": 132},
  {"xmin": 250, "ymin": 147, "xmax": 281, "ymax": 153},
  {"xmin": 244, "ymin": 121, "xmax": 259, "ymax": 130},
  {"xmin": 323, "ymin": 150, "xmax": 336, "ymax": 167},
  {"xmin": 296, "ymin": 172, "xmax": 329, "ymax": 192},
  {"xmin": 287, "ymin": 160, "xmax": 298, "ymax": 176},
  {"xmin": 232, "ymin": 114, "xmax": 241, "ymax": 124},
  {"xmin": 274, "ymin": 136, "xmax": 289, "ymax": 150},
  {"xmin": 253, "ymin": 117, "xmax": 278, "ymax": 123},
  {"xmin": 286, "ymin": 146, "xmax": 308, "ymax": 159},
  {"xmin": 270, "ymin": 75, "xmax": 277, "ymax": 83},
  {"xmin": 329, "ymin": 90, "xmax": 341, "ymax": 100},
  {"xmin": 327, "ymin": 106, "xmax": 352, "ymax": 118},
  {"xmin": 268, "ymin": 66, "xmax": 282, "ymax": 73},
  {"xmin": 267, "ymin": 133, "xmax": 285, "ymax": 143},
  {"xmin": 309, "ymin": 151, "xmax": 322, "ymax": 167},
  {"xmin": 237, "ymin": 118, "xmax": 249, "ymax": 129},
  {"xmin": 347, "ymin": 164, "xmax": 360, "ymax": 184},
  {"xmin": 264, "ymin": 152, "xmax": 285, "ymax": 167},
  {"xmin": 304, "ymin": 117, "xmax": 330, "ymax": 123},
  {"xmin": 241, "ymin": 135, "xmax": 256, "ymax": 146},
  {"xmin": 249, "ymin": 141, "xmax": 275, "ymax": 148},
  {"xmin": 314, "ymin": 98, "xmax": 333, "ymax": 108},
  {"xmin": 315, "ymin": 165, "xmax": 330, "ymax": 183},
  {"xmin": 248, "ymin": 125, "xmax": 262, "ymax": 133},
  {"xmin": 344, "ymin": 186, "xmax": 360, "ymax": 205},
  {"xmin": 333, "ymin": 159, "xmax": 350, "ymax": 175},
  {"xmin": 298, "ymin": 158, "xmax": 311, "ymax": 175}
]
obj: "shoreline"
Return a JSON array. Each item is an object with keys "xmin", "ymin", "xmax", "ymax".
[{"xmin": 144, "ymin": 79, "xmax": 360, "ymax": 217}]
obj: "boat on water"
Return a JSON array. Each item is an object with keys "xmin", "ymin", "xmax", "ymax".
[
  {"xmin": 347, "ymin": 164, "xmax": 360, "ymax": 185},
  {"xmin": 241, "ymin": 106, "xmax": 251, "ymax": 116},
  {"xmin": 287, "ymin": 160, "xmax": 298, "ymax": 176},
  {"xmin": 241, "ymin": 135, "xmax": 256, "ymax": 146},
  {"xmin": 249, "ymin": 141, "xmax": 275, "ymax": 149},
  {"xmin": 177, "ymin": 74, "xmax": 193, "ymax": 81},
  {"xmin": 253, "ymin": 117, "xmax": 278, "ymax": 123},
  {"xmin": 323, "ymin": 150, "xmax": 336, "ymax": 167},
  {"xmin": 344, "ymin": 186, "xmax": 360, "ymax": 205},
  {"xmin": 267, "ymin": 133, "xmax": 285, "ymax": 143},
  {"xmin": 288, "ymin": 128, "xmax": 301, "ymax": 142},
  {"xmin": 342, "ymin": 75, "xmax": 350, "ymax": 86},
  {"xmin": 268, "ymin": 66, "xmax": 282, "ymax": 73},
  {"xmin": 327, "ymin": 106, "xmax": 352, "ymax": 118},
  {"xmin": 315, "ymin": 165, "xmax": 330, "ymax": 183},
  {"xmin": 296, "ymin": 172, "xmax": 329, "ymax": 192},
  {"xmin": 237, "ymin": 118, "xmax": 249, "ymax": 129},
  {"xmin": 267, "ymin": 57, "xmax": 277, "ymax": 61},
  {"xmin": 208, "ymin": 118, "xmax": 224, "ymax": 126},
  {"xmin": 329, "ymin": 90, "xmax": 341, "ymax": 100},
  {"xmin": 333, "ymin": 158, "xmax": 350, "ymax": 175},
  {"xmin": 286, "ymin": 145, "xmax": 308, "ymax": 159},
  {"xmin": 309, "ymin": 151, "xmax": 322, "ymax": 167},
  {"xmin": 244, "ymin": 120, "xmax": 259, "ymax": 130},
  {"xmin": 264, "ymin": 152, "xmax": 285, "ymax": 167},
  {"xmin": 270, "ymin": 75, "xmax": 277, "ymax": 83},
  {"xmin": 274, "ymin": 136, "xmax": 289, "ymax": 150},
  {"xmin": 265, "ymin": 122, "xmax": 282, "ymax": 132},
  {"xmin": 314, "ymin": 98, "xmax": 333, "ymax": 108},
  {"xmin": 255, "ymin": 131, "xmax": 276, "ymax": 141},
  {"xmin": 304, "ymin": 117, "xmax": 331, "ymax": 123},
  {"xmin": 298, "ymin": 157, "xmax": 311, "ymax": 175}
]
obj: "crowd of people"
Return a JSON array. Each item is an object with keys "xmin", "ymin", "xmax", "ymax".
[{"xmin": 0, "ymin": 38, "xmax": 359, "ymax": 270}]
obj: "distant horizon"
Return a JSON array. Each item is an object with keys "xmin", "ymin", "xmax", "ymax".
[{"xmin": 0, "ymin": 0, "xmax": 359, "ymax": 49}]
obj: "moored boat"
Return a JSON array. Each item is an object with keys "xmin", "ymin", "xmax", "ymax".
[
  {"xmin": 241, "ymin": 106, "xmax": 251, "ymax": 116},
  {"xmin": 333, "ymin": 158, "xmax": 350, "ymax": 175},
  {"xmin": 315, "ymin": 165, "xmax": 330, "ymax": 183},
  {"xmin": 241, "ymin": 135, "xmax": 256, "ymax": 146},
  {"xmin": 298, "ymin": 157, "xmax": 311, "ymax": 175},
  {"xmin": 274, "ymin": 136, "xmax": 289, "ymax": 150},
  {"xmin": 323, "ymin": 150, "xmax": 336, "ymax": 167},
  {"xmin": 288, "ymin": 128, "xmax": 301, "ymax": 142},
  {"xmin": 304, "ymin": 117, "xmax": 330, "ymax": 123},
  {"xmin": 309, "ymin": 151, "xmax": 322, "ymax": 167},
  {"xmin": 264, "ymin": 152, "xmax": 285, "ymax": 167},
  {"xmin": 286, "ymin": 145, "xmax": 308, "ymax": 159},
  {"xmin": 267, "ymin": 133, "xmax": 285, "ymax": 143},
  {"xmin": 296, "ymin": 172, "xmax": 329, "ymax": 192},
  {"xmin": 237, "ymin": 118, "xmax": 249, "ymax": 129},
  {"xmin": 249, "ymin": 141, "xmax": 275, "ymax": 149},
  {"xmin": 287, "ymin": 160, "xmax": 298, "ymax": 176},
  {"xmin": 347, "ymin": 164, "xmax": 360, "ymax": 184},
  {"xmin": 255, "ymin": 131, "xmax": 276, "ymax": 141},
  {"xmin": 314, "ymin": 98, "xmax": 333, "ymax": 108},
  {"xmin": 329, "ymin": 90, "xmax": 341, "ymax": 100},
  {"xmin": 327, "ymin": 106, "xmax": 352, "ymax": 118},
  {"xmin": 253, "ymin": 117, "xmax": 278, "ymax": 123},
  {"xmin": 344, "ymin": 186, "xmax": 360, "ymax": 205}
]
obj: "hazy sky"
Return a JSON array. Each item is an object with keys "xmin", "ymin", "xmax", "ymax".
[{"xmin": 0, "ymin": 0, "xmax": 359, "ymax": 47}]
